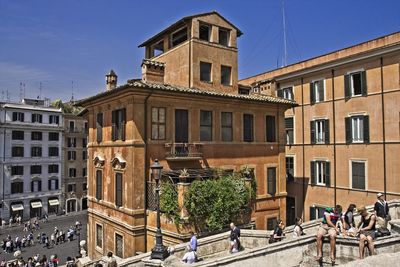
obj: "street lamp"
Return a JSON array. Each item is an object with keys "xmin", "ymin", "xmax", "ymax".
[
  {"xmin": 150, "ymin": 159, "xmax": 168, "ymax": 260},
  {"xmin": 76, "ymin": 228, "xmax": 81, "ymax": 257}
]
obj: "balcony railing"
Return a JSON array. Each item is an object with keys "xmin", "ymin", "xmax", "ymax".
[{"xmin": 165, "ymin": 143, "xmax": 202, "ymax": 160}]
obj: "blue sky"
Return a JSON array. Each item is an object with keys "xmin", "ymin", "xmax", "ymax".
[{"xmin": 0, "ymin": 0, "xmax": 399, "ymax": 102}]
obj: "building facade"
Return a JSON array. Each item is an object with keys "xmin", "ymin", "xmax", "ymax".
[
  {"xmin": 241, "ymin": 32, "xmax": 400, "ymax": 224},
  {"xmin": 79, "ymin": 12, "xmax": 294, "ymax": 259},
  {"xmin": 62, "ymin": 112, "xmax": 88, "ymax": 214},
  {"xmin": 0, "ymin": 98, "xmax": 63, "ymax": 221}
]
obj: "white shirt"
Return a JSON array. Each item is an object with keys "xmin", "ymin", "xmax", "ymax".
[{"xmin": 182, "ymin": 251, "xmax": 196, "ymax": 264}]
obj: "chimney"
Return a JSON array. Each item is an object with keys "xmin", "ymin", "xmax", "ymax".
[
  {"xmin": 105, "ymin": 70, "xmax": 118, "ymax": 90},
  {"xmin": 141, "ymin": 59, "xmax": 165, "ymax": 84}
]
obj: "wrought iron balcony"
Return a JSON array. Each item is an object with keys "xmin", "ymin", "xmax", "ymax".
[{"xmin": 165, "ymin": 143, "xmax": 202, "ymax": 160}]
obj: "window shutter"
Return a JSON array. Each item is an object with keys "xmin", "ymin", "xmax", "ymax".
[
  {"xmin": 310, "ymin": 121, "xmax": 315, "ymax": 144},
  {"xmin": 31, "ymin": 181, "xmax": 34, "ymax": 192},
  {"xmin": 121, "ymin": 108, "xmax": 126, "ymax": 141},
  {"xmin": 97, "ymin": 113, "xmax": 103, "ymax": 143},
  {"xmin": 319, "ymin": 80, "xmax": 325, "ymax": 101},
  {"xmin": 310, "ymin": 206, "xmax": 316, "ymax": 220},
  {"xmin": 38, "ymin": 181, "xmax": 42, "ymax": 191},
  {"xmin": 277, "ymin": 89, "xmax": 283, "ymax": 98},
  {"xmin": 344, "ymin": 74, "xmax": 351, "ymax": 98},
  {"xmin": 31, "ymin": 114, "xmax": 34, "ymax": 122},
  {"xmin": 21, "ymin": 113, "xmax": 24, "ymax": 122},
  {"xmin": 325, "ymin": 162, "xmax": 330, "ymax": 187},
  {"xmin": 39, "ymin": 115, "xmax": 42, "ymax": 123},
  {"xmin": 267, "ymin": 168, "xmax": 276, "ymax": 196},
  {"xmin": 345, "ymin": 117, "xmax": 352, "ymax": 144},
  {"xmin": 56, "ymin": 179, "xmax": 59, "ymax": 190},
  {"xmin": 48, "ymin": 180, "xmax": 51, "ymax": 190},
  {"xmin": 112, "ymin": 110, "xmax": 117, "ymax": 141},
  {"xmin": 13, "ymin": 113, "xmax": 17, "ymax": 121},
  {"xmin": 363, "ymin": 115, "xmax": 369, "ymax": 143},
  {"xmin": 361, "ymin": 71, "xmax": 367, "ymax": 96},
  {"xmin": 324, "ymin": 119, "xmax": 330, "ymax": 144},
  {"xmin": 310, "ymin": 161, "xmax": 316, "ymax": 185},
  {"xmin": 310, "ymin": 82, "xmax": 315, "ymax": 104},
  {"xmin": 56, "ymin": 116, "xmax": 59, "ymax": 124}
]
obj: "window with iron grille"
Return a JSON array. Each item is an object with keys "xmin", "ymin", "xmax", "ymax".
[
  {"xmin": 48, "ymin": 164, "xmax": 59, "ymax": 174},
  {"xmin": 151, "ymin": 107, "xmax": 166, "ymax": 140},
  {"xmin": 12, "ymin": 146, "xmax": 24, "ymax": 157},
  {"xmin": 11, "ymin": 181, "xmax": 24, "ymax": 194},
  {"xmin": 48, "ymin": 147, "xmax": 59, "ymax": 157},
  {"xmin": 200, "ymin": 110, "xmax": 212, "ymax": 141},
  {"xmin": 11, "ymin": 166, "xmax": 24, "ymax": 176},
  {"xmin": 30, "ymin": 165, "xmax": 42, "ymax": 175},
  {"xmin": 31, "ymin": 131, "xmax": 42, "ymax": 141},
  {"xmin": 12, "ymin": 131, "xmax": 24, "ymax": 140},
  {"xmin": 48, "ymin": 132, "xmax": 59, "ymax": 141},
  {"xmin": 31, "ymin": 146, "xmax": 42, "ymax": 157}
]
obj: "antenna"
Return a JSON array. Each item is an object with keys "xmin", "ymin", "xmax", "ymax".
[
  {"xmin": 71, "ymin": 80, "xmax": 75, "ymax": 103},
  {"xmin": 20, "ymin": 82, "xmax": 23, "ymax": 101},
  {"xmin": 6, "ymin": 90, "xmax": 10, "ymax": 102},
  {"xmin": 1, "ymin": 91, "xmax": 4, "ymax": 101},
  {"xmin": 281, "ymin": 0, "xmax": 288, "ymax": 67},
  {"xmin": 39, "ymin": 82, "xmax": 42, "ymax": 99}
]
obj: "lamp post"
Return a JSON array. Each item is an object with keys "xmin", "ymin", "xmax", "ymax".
[
  {"xmin": 150, "ymin": 159, "xmax": 168, "ymax": 260},
  {"xmin": 76, "ymin": 228, "xmax": 81, "ymax": 257}
]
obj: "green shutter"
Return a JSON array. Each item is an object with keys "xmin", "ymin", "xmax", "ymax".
[
  {"xmin": 277, "ymin": 89, "xmax": 283, "ymax": 98},
  {"xmin": 345, "ymin": 117, "xmax": 352, "ymax": 144},
  {"xmin": 325, "ymin": 162, "xmax": 330, "ymax": 187},
  {"xmin": 121, "ymin": 108, "xmax": 126, "ymax": 141},
  {"xmin": 310, "ymin": 121, "xmax": 315, "ymax": 144},
  {"xmin": 344, "ymin": 74, "xmax": 351, "ymax": 98},
  {"xmin": 310, "ymin": 206, "xmax": 316, "ymax": 220},
  {"xmin": 361, "ymin": 71, "xmax": 367, "ymax": 96},
  {"xmin": 310, "ymin": 82, "xmax": 315, "ymax": 104},
  {"xmin": 325, "ymin": 119, "xmax": 330, "ymax": 144},
  {"xmin": 319, "ymin": 80, "xmax": 325, "ymax": 101},
  {"xmin": 310, "ymin": 161, "xmax": 316, "ymax": 185},
  {"xmin": 363, "ymin": 115, "xmax": 369, "ymax": 143}
]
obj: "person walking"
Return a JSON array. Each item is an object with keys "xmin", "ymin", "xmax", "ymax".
[
  {"xmin": 356, "ymin": 206, "xmax": 376, "ymax": 259},
  {"xmin": 374, "ymin": 193, "xmax": 390, "ymax": 229},
  {"xmin": 229, "ymin": 223, "xmax": 241, "ymax": 251},
  {"xmin": 316, "ymin": 205, "xmax": 343, "ymax": 264},
  {"xmin": 106, "ymin": 252, "xmax": 117, "ymax": 267}
]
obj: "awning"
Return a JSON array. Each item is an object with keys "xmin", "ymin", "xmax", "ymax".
[
  {"xmin": 11, "ymin": 204, "xmax": 24, "ymax": 211},
  {"xmin": 30, "ymin": 201, "xmax": 42, "ymax": 209},
  {"xmin": 48, "ymin": 199, "xmax": 59, "ymax": 206}
]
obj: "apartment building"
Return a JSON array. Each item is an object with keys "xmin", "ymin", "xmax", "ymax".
[
  {"xmin": 241, "ymin": 32, "xmax": 400, "ymax": 224},
  {"xmin": 79, "ymin": 11, "xmax": 295, "ymax": 259},
  {"xmin": 0, "ymin": 98, "xmax": 63, "ymax": 220},
  {"xmin": 62, "ymin": 112, "xmax": 88, "ymax": 214}
]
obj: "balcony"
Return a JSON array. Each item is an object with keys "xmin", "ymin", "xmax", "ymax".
[{"xmin": 164, "ymin": 143, "xmax": 203, "ymax": 161}]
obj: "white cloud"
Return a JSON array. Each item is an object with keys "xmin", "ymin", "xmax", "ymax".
[{"xmin": 0, "ymin": 62, "xmax": 52, "ymax": 83}]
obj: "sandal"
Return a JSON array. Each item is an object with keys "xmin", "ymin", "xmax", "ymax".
[
  {"xmin": 315, "ymin": 255, "xmax": 322, "ymax": 261},
  {"xmin": 330, "ymin": 257, "xmax": 335, "ymax": 265}
]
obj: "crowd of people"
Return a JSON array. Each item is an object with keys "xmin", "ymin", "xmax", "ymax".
[
  {"xmin": 180, "ymin": 192, "xmax": 391, "ymax": 264},
  {"xmin": 0, "ymin": 217, "xmax": 83, "ymax": 267}
]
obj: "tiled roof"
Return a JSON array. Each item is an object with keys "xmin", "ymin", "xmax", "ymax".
[
  {"xmin": 77, "ymin": 79, "xmax": 297, "ymax": 106},
  {"xmin": 141, "ymin": 59, "xmax": 166, "ymax": 68}
]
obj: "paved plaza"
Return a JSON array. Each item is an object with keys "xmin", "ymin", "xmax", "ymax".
[{"xmin": 0, "ymin": 212, "xmax": 87, "ymax": 264}]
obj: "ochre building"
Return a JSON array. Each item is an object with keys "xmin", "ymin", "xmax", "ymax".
[
  {"xmin": 241, "ymin": 32, "xmax": 400, "ymax": 224},
  {"xmin": 79, "ymin": 12, "xmax": 295, "ymax": 259}
]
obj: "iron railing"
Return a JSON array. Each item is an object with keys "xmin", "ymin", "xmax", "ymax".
[{"xmin": 165, "ymin": 143, "xmax": 202, "ymax": 159}]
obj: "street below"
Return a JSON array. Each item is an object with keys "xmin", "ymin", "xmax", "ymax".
[{"xmin": 0, "ymin": 212, "xmax": 87, "ymax": 264}]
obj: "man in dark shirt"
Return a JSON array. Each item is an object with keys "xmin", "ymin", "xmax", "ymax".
[
  {"xmin": 229, "ymin": 223, "xmax": 241, "ymax": 252},
  {"xmin": 374, "ymin": 193, "xmax": 389, "ymax": 229}
]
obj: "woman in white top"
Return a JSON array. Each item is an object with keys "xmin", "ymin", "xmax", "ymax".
[
  {"xmin": 182, "ymin": 245, "xmax": 196, "ymax": 264},
  {"xmin": 292, "ymin": 217, "xmax": 304, "ymax": 238}
]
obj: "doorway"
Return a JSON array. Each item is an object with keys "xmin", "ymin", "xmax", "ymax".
[
  {"xmin": 175, "ymin": 109, "xmax": 188, "ymax": 156},
  {"xmin": 286, "ymin": 196, "xmax": 296, "ymax": 226}
]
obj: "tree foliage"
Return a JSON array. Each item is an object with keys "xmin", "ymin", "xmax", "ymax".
[
  {"xmin": 184, "ymin": 176, "xmax": 250, "ymax": 232},
  {"xmin": 160, "ymin": 182, "xmax": 180, "ymax": 222}
]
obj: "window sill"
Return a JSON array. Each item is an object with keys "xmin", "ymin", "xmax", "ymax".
[{"xmin": 200, "ymin": 80, "xmax": 213, "ymax": 84}]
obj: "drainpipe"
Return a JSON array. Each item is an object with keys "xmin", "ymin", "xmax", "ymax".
[
  {"xmin": 144, "ymin": 89, "xmax": 154, "ymax": 252},
  {"xmin": 2, "ymin": 105, "xmax": 6, "ymax": 219},
  {"xmin": 300, "ymin": 78, "xmax": 305, "ymax": 221},
  {"xmin": 380, "ymin": 57, "xmax": 387, "ymax": 198},
  {"xmin": 331, "ymin": 69, "xmax": 337, "ymax": 206}
]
